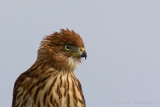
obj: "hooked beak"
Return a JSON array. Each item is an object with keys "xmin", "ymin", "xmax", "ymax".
[
  {"xmin": 81, "ymin": 50, "xmax": 87, "ymax": 60},
  {"xmin": 72, "ymin": 47, "xmax": 87, "ymax": 60}
]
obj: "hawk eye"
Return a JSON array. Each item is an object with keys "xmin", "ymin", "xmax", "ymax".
[{"xmin": 65, "ymin": 45, "xmax": 72, "ymax": 51}]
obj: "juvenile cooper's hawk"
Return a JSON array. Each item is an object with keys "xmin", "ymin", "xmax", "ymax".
[{"xmin": 12, "ymin": 29, "xmax": 87, "ymax": 107}]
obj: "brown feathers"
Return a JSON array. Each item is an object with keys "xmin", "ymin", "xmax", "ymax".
[
  {"xmin": 12, "ymin": 29, "xmax": 86, "ymax": 107},
  {"xmin": 37, "ymin": 29, "xmax": 85, "ymax": 71},
  {"xmin": 41, "ymin": 29, "xmax": 84, "ymax": 47}
]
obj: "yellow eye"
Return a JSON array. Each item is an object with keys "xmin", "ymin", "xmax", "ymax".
[{"xmin": 65, "ymin": 45, "xmax": 72, "ymax": 51}]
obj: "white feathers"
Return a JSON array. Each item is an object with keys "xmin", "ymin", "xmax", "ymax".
[{"xmin": 67, "ymin": 57, "xmax": 79, "ymax": 71}]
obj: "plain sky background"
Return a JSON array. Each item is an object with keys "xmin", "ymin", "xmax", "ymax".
[{"xmin": 0, "ymin": 0, "xmax": 160, "ymax": 107}]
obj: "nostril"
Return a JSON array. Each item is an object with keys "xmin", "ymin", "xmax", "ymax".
[{"xmin": 80, "ymin": 48, "xmax": 84, "ymax": 52}]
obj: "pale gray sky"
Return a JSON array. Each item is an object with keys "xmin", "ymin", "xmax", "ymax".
[{"xmin": 1, "ymin": 0, "xmax": 160, "ymax": 107}]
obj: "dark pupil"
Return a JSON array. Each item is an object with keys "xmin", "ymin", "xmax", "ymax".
[{"xmin": 66, "ymin": 45, "xmax": 70, "ymax": 49}]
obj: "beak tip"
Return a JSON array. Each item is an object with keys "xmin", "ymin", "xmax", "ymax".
[{"xmin": 82, "ymin": 50, "xmax": 87, "ymax": 60}]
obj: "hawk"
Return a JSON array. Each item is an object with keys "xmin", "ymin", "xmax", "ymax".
[{"xmin": 12, "ymin": 29, "xmax": 87, "ymax": 107}]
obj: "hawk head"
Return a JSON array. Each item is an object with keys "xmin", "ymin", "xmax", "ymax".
[{"xmin": 37, "ymin": 29, "xmax": 87, "ymax": 71}]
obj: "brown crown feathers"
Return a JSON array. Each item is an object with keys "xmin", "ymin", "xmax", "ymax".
[{"xmin": 34, "ymin": 29, "xmax": 86, "ymax": 72}]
